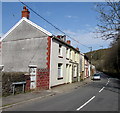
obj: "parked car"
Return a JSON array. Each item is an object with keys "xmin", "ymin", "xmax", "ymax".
[{"xmin": 92, "ymin": 73, "xmax": 101, "ymax": 80}]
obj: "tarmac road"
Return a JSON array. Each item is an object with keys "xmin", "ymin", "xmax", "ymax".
[{"xmin": 3, "ymin": 73, "xmax": 120, "ymax": 111}]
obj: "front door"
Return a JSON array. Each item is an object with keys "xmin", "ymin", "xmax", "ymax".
[
  {"xmin": 66, "ymin": 64, "xmax": 69, "ymax": 83},
  {"xmin": 29, "ymin": 67, "xmax": 37, "ymax": 89}
]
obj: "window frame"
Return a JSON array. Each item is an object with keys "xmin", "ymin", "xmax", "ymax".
[
  {"xmin": 66, "ymin": 48, "xmax": 69, "ymax": 59},
  {"xmin": 73, "ymin": 65, "xmax": 77, "ymax": 77},
  {"xmin": 58, "ymin": 63, "xmax": 63, "ymax": 79},
  {"xmin": 70, "ymin": 49, "xmax": 72, "ymax": 60},
  {"xmin": 75, "ymin": 52, "xmax": 77, "ymax": 62},
  {"xmin": 58, "ymin": 44, "xmax": 62, "ymax": 56}
]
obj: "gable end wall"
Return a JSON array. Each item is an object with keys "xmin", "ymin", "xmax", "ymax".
[{"xmin": 2, "ymin": 20, "xmax": 49, "ymax": 72}]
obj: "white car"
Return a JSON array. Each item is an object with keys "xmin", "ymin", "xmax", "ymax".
[{"xmin": 93, "ymin": 73, "xmax": 101, "ymax": 80}]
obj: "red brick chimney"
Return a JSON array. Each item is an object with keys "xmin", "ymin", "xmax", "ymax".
[
  {"xmin": 66, "ymin": 40, "xmax": 71, "ymax": 45},
  {"xmin": 21, "ymin": 6, "xmax": 30, "ymax": 19},
  {"xmin": 57, "ymin": 35, "xmax": 61, "ymax": 38},
  {"xmin": 76, "ymin": 47, "xmax": 79, "ymax": 51}
]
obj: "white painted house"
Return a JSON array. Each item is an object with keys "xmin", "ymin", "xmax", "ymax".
[
  {"xmin": 1, "ymin": 6, "xmax": 81, "ymax": 90},
  {"xmin": 50, "ymin": 36, "xmax": 80, "ymax": 87}
]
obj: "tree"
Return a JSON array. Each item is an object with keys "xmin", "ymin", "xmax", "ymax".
[
  {"xmin": 95, "ymin": 0, "xmax": 120, "ymax": 40},
  {"xmin": 95, "ymin": 0, "xmax": 120, "ymax": 76}
]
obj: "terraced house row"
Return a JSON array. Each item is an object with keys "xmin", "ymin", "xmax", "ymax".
[{"xmin": 0, "ymin": 7, "xmax": 95, "ymax": 91}]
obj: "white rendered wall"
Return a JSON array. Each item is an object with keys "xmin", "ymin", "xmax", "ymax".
[{"xmin": 50, "ymin": 39, "xmax": 70, "ymax": 87}]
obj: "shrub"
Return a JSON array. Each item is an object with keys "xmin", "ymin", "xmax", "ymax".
[{"xmin": 2, "ymin": 72, "xmax": 29, "ymax": 96}]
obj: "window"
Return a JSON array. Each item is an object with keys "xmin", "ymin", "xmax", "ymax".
[
  {"xmin": 66, "ymin": 48, "xmax": 69, "ymax": 59},
  {"xmin": 75, "ymin": 52, "xmax": 77, "ymax": 61},
  {"xmin": 58, "ymin": 63, "xmax": 63, "ymax": 79},
  {"xmin": 59, "ymin": 45, "xmax": 62, "ymax": 56},
  {"xmin": 73, "ymin": 66, "xmax": 77, "ymax": 77},
  {"xmin": 70, "ymin": 50, "xmax": 72, "ymax": 59}
]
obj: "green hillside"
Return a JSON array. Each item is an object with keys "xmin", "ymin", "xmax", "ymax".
[
  {"xmin": 85, "ymin": 48, "xmax": 110, "ymax": 71},
  {"xmin": 85, "ymin": 45, "xmax": 120, "ymax": 79}
]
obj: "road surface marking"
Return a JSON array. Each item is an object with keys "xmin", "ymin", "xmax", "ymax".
[
  {"xmin": 99, "ymin": 87, "xmax": 105, "ymax": 92},
  {"xmin": 76, "ymin": 96, "xmax": 95, "ymax": 111}
]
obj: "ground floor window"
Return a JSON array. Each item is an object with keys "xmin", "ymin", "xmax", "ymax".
[
  {"xmin": 58, "ymin": 63, "xmax": 63, "ymax": 79},
  {"xmin": 73, "ymin": 66, "xmax": 77, "ymax": 77}
]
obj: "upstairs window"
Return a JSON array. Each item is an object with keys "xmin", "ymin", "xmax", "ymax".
[
  {"xmin": 58, "ymin": 63, "xmax": 63, "ymax": 79},
  {"xmin": 70, "ymin": 50, "xmax": 72, "ymax": 60},
  {"xmin": 59, "ymin": 45, "xmax": 62, "ymax": 56},
  {"xmin": 75, "ymin": 52, "xmax": 77, "ymax": 61},
  {"xmin": 66, "ymin": 48, "xmax": 69, "ymax": 58}
]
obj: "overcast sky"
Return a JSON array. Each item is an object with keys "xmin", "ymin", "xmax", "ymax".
[{"xmin": 1, "ymin": 2, "xmax": 113, "ymax": 53}]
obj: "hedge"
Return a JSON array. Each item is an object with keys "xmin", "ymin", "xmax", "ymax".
[{"xmin": 2, "ymin": 72, "xmax": 30, "ymax": 96}]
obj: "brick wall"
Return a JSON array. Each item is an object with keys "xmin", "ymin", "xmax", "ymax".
[{"xmin": 36, "ymin": 68, "xmax": 49, "ymax": 90}]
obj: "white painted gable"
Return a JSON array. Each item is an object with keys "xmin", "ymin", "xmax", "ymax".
[{"xmin": 1, "ymin": 17, "xmax": 53, "ymax": 41}]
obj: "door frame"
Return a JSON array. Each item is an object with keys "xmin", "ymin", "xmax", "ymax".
[{"xmin": 28, "ymin": 65, "xmax": 37, "ymax": 89}]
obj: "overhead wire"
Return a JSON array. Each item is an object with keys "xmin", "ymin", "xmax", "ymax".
[{"xmin": 18, "ymin": 0, "xmax": 90, "ymax": 50}]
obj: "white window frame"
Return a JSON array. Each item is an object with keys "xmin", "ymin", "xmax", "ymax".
[
  {"xmin": 58, "ymin": 63, "xmax": 63, "ymax": 78},
  {"xmin": 59, "ymin": 45, "xmax": 62, "ymax": 56},
  {"xmin": 73, "ymin": 66, "xmax": 77, "ymax": 77},
  {"xmin": 66, "ymin": 48, "xmax": 69, "ymax": 59},
  {"xmin": 75, "ymin": 52, "xmax": 77, "ymax": 62},
  {"xmin": 70, "ymin": 50, "xmax": 72, "ymax": 60}
]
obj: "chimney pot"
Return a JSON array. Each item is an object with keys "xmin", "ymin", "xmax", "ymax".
[
  {"xmin": 21, "ymin": 6, "xmax": 30, "ymax": 19},
  {"xmin": 66, "ymin": 40, "xmax": 71, "ymax": 45},
  {"xmin": 76, "ymin": 47, "xmax": 79, "ymax": 51},
  {"xmin": 57, "ymin": 35, "xmax": 61, "ymax": 38},
  {"xmin": 23, "ymin": 6, "xmax": 27, "ymax": 9}
]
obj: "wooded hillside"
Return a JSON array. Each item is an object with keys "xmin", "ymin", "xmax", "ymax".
[
  {"xmin": 85, "ymin": 42, "xmax": 120, "ymax": 79},
  {"xmin": 85, "ymin": 48, "xmax": 109, "ymax": 71}
]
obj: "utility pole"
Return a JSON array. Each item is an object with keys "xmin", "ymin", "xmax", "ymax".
[
  {"xmin": 100, "ymin": 46, "xmax": 103, "ymax": 71},
  {"xmin": 89, "ymin": 47, "xmax": 92, "ymax": 64},
  {"xmin": 89, "ymin": 46, "xmax": 93, "ymax": 78}
]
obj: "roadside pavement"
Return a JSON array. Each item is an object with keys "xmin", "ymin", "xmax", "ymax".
[{"xmin": 2, "ymin": 77, "xmax": 92, "ymax": 109}]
